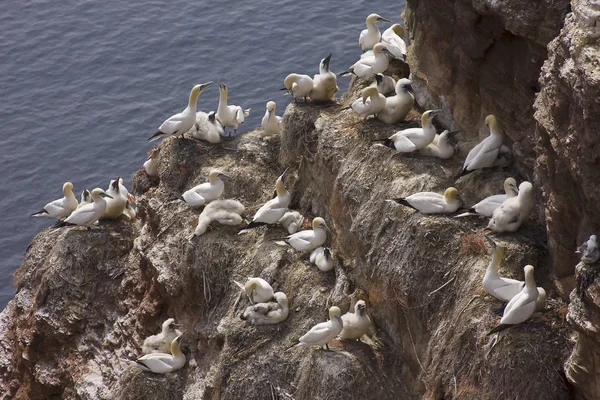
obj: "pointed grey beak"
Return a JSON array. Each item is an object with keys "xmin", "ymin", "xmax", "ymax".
[
  {"xmin": 200, "ymin": 81, "xmax": 214, "ymax": 90},
  {"xmin": 219, "ymin": 172, "xmax": 231, "ymax": 179},
  {"xmin": 375, "ymin": 74, "xmax": 383, "ymax": 84},
  {"xmin": 323, "ymin": 53, "xmax": 332, "ymax": 69},
  {"xmin": 509, "ymin": 183, "xmax": 519, "ymax": 193},
  {"xmin": 100, "ymin": 193, "xmax": 114, "ymax": 199},
  {"xmin": 378, "ymin": 17, "xmax": 391, "ymax": 22},
  {"xmin": 484, "ymin": 234, "xmax": 496, "ymax": 249},
  {"xmin": 405, "ymin": 84, "xmax": 415, "ymax": 95},
  {"xmin": 280, "ymin": 168, "xmax": 289, "ymax": 182}
]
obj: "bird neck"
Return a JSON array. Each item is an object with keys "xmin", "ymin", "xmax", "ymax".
[
  {"xmin": 275, "ymin": 179, "xmax": 287, "ymax": 197},
  {"xmin": 524, "ymin": 270, "xmax": 536, "ymax": 288},
  {"xmin": 188, "ymin": 88, "xmax": 201, "ymax": 109},
  {"xmin": 218, "ymin": 88, "xmax": 228, "ymax": 106},
  {"xmin": 64, "ymin": 187, "xmax": 75, "ymax": 199},
  {"xmin": 170, "ymin": 341, "xmax": 183, "ymax": 357},
  {"xmin": 485, "ymin": 248, "xmax": 503, "ymax": 279},
  {"xmin": 366, "ymin": 20, "xmax": 379, "ymax": 33}
]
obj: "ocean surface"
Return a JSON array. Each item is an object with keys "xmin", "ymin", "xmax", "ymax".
[{"xmin": 0, "ymin": 0, "xmax": 406, "ymax": 308}]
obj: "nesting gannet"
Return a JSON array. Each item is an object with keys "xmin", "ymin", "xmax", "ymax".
[
  {"xmin": 576, "ymin": 234, "xmax": 599, "ymax": 264},
  {"xmin": 310, "ymin": 53, "xmax": 339, "ymax": 102},
  {"xmin": 388, "ymin": 187, "xmax": 461, "ymax": 214},
  {"xmin": 359, "ymin": 14, "xmax": 391, "ymax": 51},
  {"xmin": 276, "ymin": 217, "xmax": 330, "ymax": 251},
  {"xmin": 31, "ymin": 182, "xmax": 78, "ymax": 220},
  {"xmin": 339, "ymin": 300, "xmax": 372, "ymax": 340},
  {"xmin": 103, "ymin": 178, "xmax": 128, "ymax": 219},
  {"xmin": 488, "ymin": 265, "xmax": 539, "ymax": 335},
  {"xmin": 148, "ymin": 82, "xmax": 213, "ymax": 141},
  {"xmin": 279, "ymin": 211, "xmax": 305, "ymax": 234},
  {"xmin": 344, "ymin": 86, "xmax": 386, "ymax": 120},
  {"xmin": 190, "ymin": 111, "xmax": 225, "ymax": 143},
  {"xmin": 487, "ymin": 181, "xmax": 534, "ymax": 233},
  {"xmin": 245, "ymin": 171, "xmax": 290, "ymax": 229},
  {"xmin": 309, "ymin": 247, "xmax": 334, "ymax": 272},
  {"xmin": 370, "ymin": 73, "xmax": 396, "ymax": 96},
  {"xmin": 260, "ymin": 101, "xmax": 282, "ymax": 136},
  {"xmin": 381, "ymin": 24, "xmax": 407, "ymax": 60},
  {"xmin": 241, "ymin": 292, "xmax": 289, "ymax": 326},
  {"xmin": 340, "ymin": 43, "xmax": 391, "ymax": 79},
  {"xmin": 182, "ymin": 169, "xmax": 229, "ymax": 207},
  {"xmin": 376, "ymin": 78, "xmax": 415, "ymax": 124},
  {"xmin": 417, "ymin": 130, "xmax": 459, "ymax": 159},
  {"xmin": 136, "ymin": 334, "xmax": 186, "ymax": 374},
  {"xmin": 216, "ymin": 82, "xmax": 250, "ymax": 134},
  {"xmin": 460, "ymin": 114, "xmax": 504, "ymax": 176},
  {"xmin": 77, "ymin": 188, "xmax": 91, "ymax": 209},
  {"xmin": 143, "ymin": 148, "xmax": 160, "ymax": 177},
  {"xmin": 192, "ymin": 199, "xmax": 245, "ymax": 236},
  {"xmin": 282, "ymin": 74, "xmax": 314, "ymax": 102},
  {"xmin": 455, "ymin": 178, "xmax": 518, "ymax": 218},
  {"xmin": 63, "ymin": 188, "xmax": 112, "ymax": 228},
  {"xmin": 375, "ymin": 109, "xmax": 439, "ymax": 152},
  {"xmin": 290, "ymin": 306, "xmax": 343, "ymax": 350},
  {"xmin": 233, "ymin": 277, "xmax": 274, "ymax": 304},
  {"xmin": 141, "ymin": 318, "xmax": 183, "ymax": 355}
]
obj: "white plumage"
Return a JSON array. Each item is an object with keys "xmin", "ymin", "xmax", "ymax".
[
  {"xmin": 309, "ymin": 247, "xmax": 334, "ymax": 272},
  {"xmin": 577, "ymin": 234, "xmax": 599, "ymax": 264},
  {"xmin": 241, "ymin": 292, "xmax": 289, "ymax": 326},
  {"xmin": 64, "ymin": 188, "xmax": 112, "ymax": 227},
  {"xmin": 249, "ymin": 171, "xmax": 290, "ymax": 226},
  {"xmin": 277, "ymin": 217, "xmax": 330, "ymax": 252},
  {"xmin": 343, "ymin": 43, "xmax": 390, "ymax": 79},
  {"xmin": 339, "ymin": 300, "xmax": 372, "ymax": 340},
  {"xmin": 77, "ymin": 188, "xmax": 91, "ymax": 209},
  {"xmin": 381, "ymin": 24, "xmax": 407, "ymax": 60},
  {"xmin": 389, "ymin": 187, "xmax": 461, "ymax": 215},
  {"xmin": 216, "ymin": 82, "xmax": 250, "ymax": 134},
  {"xmin": 233, "ymin": 277, "xmax": 274, "ymax": 304},
  {"xmin": 260, "ymin": 101, "xmax": 282, "ymax": 136},
  {"xmin": 192, "ymin": 199, "xmax": 245, "ymax": 236},
  {"xmin": 103, "ymin": 178, "xmax": 128, "ymax": 219},
  {"xmin": 454, "ymin": 177, "xmax": 518, "ymax": 218},
  {"xmin": 376, "ymin": 78, "xmax": 415, "ymax": 124},
  {"xmin": 190, "ymin": 111, "xmax": 225, "ymax": 143},
  {"xmin": 417, "ymin": 130, "xmax": 458, "ymax": 159},
  {"xmin": 135, "ymin": 334, "xmax": 186, "ymax": 374},
  {"xmin": 182, "ymin": 169, "xmax": 229, "ymax": 208},
  {"xmin": 278, "ymin": 211, "xmax": 305, "ymax": 234},
  {"xmin": 31, "ymin": 182, "xmax": 78, "ymax": 220},
  {"xmin": 347, "ymin": 86, "xmax": 386, "ymax": 119},
  {"xmin": 293, "ymin": 306, "xmax": 343, "ymax": 350},
  {"xmin": 358, "ymin": 14, "xmax": 391, "ymax": 50},
  {"xmin": 461, "ymin": 114, "xmax": 504, "ymax": 176},
  {"xmin": 141, "ymin": 318, "xmax": 183, "ymax": 355},
  {"xmin": 370, "ymin": 73, "xmax": 396, "ymax": 96},
  {"xmin": 282, "ymin": 74, "xmax": 313, "ymax": 102},
  {"xmin": 378, "ymin": 109, "xmax": 439, "ymax": 152},
  {"xmin": 310, "ymin": 53, "xmax": 339, "ymax": 102},
  {"xmin": 487, "ymin": 181, "xmax": 534, "ymax": 233}
]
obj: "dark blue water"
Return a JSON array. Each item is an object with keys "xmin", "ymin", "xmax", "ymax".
[{"xmin": 0, "ymin": 0, "xmax": 405, "ymax": 308}]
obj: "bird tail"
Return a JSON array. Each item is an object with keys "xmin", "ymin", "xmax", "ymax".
[
  {"xmin": 274, "ymin": 240, "xmax": 289, "ymax": 247},
  {"xmin": 31, "ymin": 209, "xmax": 48, "ymax": 217},
  {"xmin": 148, "ymin": 130, "xmax": 164, "ymax": 141},
  {"xmin": 279, "ymin": 87, "xmax": 288, "ymax": 91},
  {"xmin": 233, "ymin": 280, "xmax": 245, "ymax": 290},
  {"xmin": 388, "ymin": 198, "xmax": 418, "ymax": 211},
  {"xmin": 340, "ymin": 106, "xmax": 352, "ymax": 111},
  {"xmin": 243, "ymin": 221, "xmax": 267, "ymax": 230},
  {"xmin": 457, "ymin": 168, "xmax": 474, "ymax": 179},
  {"xmin": 486, "ymin": 324, "xmax": 510, "ymax": 336}
]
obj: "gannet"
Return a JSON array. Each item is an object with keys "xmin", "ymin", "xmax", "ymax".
[
  {"xmin": 310, "ymin": 53, "xmax": 339, "ymax": 102},
  {"xmin": 376, "ymin": 78, "xmax": 415, "ymax": 124},
  {"xmin": 487, "ymin": 181, "xmax": 534, "ymax": 233},
  {"xmin": 276, "ymin": 217, "xmax": 330, "ymax": 251},
  {"xmin": 141, "ymin": 318, "xmax": 183, "ymax": 355},
  {"xmin": 260, "ymin": 101, "xmax": 282, "ymax": 136},
  {"xmin": 278, "ymin": 211, "xmax": 305, "ymax": 234},
  {"xmin": 359, "ymin": 14, "xmax": 391, "ymax": 51},
  {"xmin": 148, "ymin": 82, "xmax": 213, "ymax": 141},
  {"xmin": 345, "ymin": 86, "xmax": 386, "ymax": 119},
  {"xmin": 417, "ymin": 130, "xmax": 459, "ymax": 159},
  {"xmin": 340, "ymin": 43, "xmax": 391, "ymax": 79},
  {"xmin": 233, "ymin": 277, "xmax": 274, "ymax": 304},
  {"xmin": 381, "ymin": 24, "xmax": 407, "ymax": 60},
  {"xmin": 282, "ymin": 74, "xmax": 314, "ymax": 102},
  {"xmin": 576, "ymin": 234, "xmax": 599, "ymax": 264},
  {"xmin": 103, "ymin": 178, "xmax": 128, "ymax": 219},
  {"xmin": 31, "ymin": 182, "xmax": 78, "ymax": 220},
  {"xmin": 77, "ymin": 188, "xmax": 91, "ymax": 209},
  {"xmin": 190, "ymin": 111, "xmax": 225, "ymax": 143},
  {"xmin": 245, "ymin": 170, "xmax": 290, "ymax": 229},
  {"xmin": 182, "ymin": 169, "xmax": 229, "ymax": 207},
  {"xmin": 375, "ymin": 109, "xmax": 439, "ymax": 152},
  {"xmin": 143, "ymin": 148, "xmax": 160, "ymax": 177},
  {"xmin": 290, "ymin": 306, "xmax": 343, "ymax": 350},
  {"xmin": 63, "ymin": 188, "xmax": 112, "ymax": 228},
  {"xmin": 216, "ymin": 82, "xmax": 250, "ymax": 134},
  {"xmin": 455, "ymin": 177, "xmax": 518, "ymax": 218},
  {"xmin": 310, "ymin": 247, "xmax": 334, "ymax": 272},
  {"xmin": 370, "ymin": 73, "xmax": 396, "ymax": 96},
  {"xmin": 461, "ymin": 114, "xmax": 504, "ymax": 176},
  {"xmin": 136, "ymin": 334, "xmax": 186, "ymax": 374},
  {"xmin": 123, "ymin": 199, "xmax": 136, "ymax": 220},
  {"xmin": 192, "ymin": 199, "xmax": 245, "ymax": 236},
  {"xmin": 339, "ymin": 300, "xmax": 372, "ymax": 340},
  {"xmin": 241, "ymin": 292, "xmax": 289, "ymax": 326},
  {"xmin": 388, "ymin": 187, "xmax": 461, "ymax": 214},
  {"xmin": 487, "ymin": 265, "xmax": 539, "ymax": 335}
]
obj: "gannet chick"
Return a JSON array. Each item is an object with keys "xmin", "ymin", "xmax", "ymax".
[
  {"xmin": 63, "ymin": 188, "xmax": 113, "ymax": 228},
  {"xmin": 216, "ymin": 82, "xmax": 250, "ymax": 134},
  {"xmin": 376, "ymin": 78, "xmax": 415, "ymax": 124},
  {"xmin": 279, "ymin": 211, "xmax": 305, "ymax": 234},
  {"xmin": 123, "ymin": 199, "xmax": 136, "ymax": 220},
  {"xmin": 310, "ymin": 247, "xmax": 334, "ymax": 272},
  {"xmin": 345, "ymin": 86, "xmax": 386, "ymax": 120},
  {"xmin": 31, "ymin": 182, "xmax": 78, "ymax": 220},
  {"xmin": 340, "ymin": 43, "xmax": 391, "ymax": 79},
  {"xmin": 241, "ymin": 292, "xmax": 289, "ymax": 326},
  {"xmin": 245, "ymin": 170, "xmax": 290, "ymax": 229},
  {"xmin": 282, "ymin": 74, "xmax": 314, "ymax": 102},
  {"xmin": 143, "ymin": 148, "xmax": 160, "ymax": 177},
  {"xmin": 388, "ymin": 187, "xmax": 461, "ymax": 214},
  {"xmin": 487, "ymin": 181, "xmax": 534, "ymax": 233},
  {"xmin": 576, "ymin": 234, "xmax": 599, "ymax": 264},
  {"xmin": 182, "ymin": 169, "xmax": 229, "ymax": 207},
  {"xmin": 493, "ymin": 145, "xmax": 513, "ymax": 167},
  {"xmin": 310, "ymin": 53, "xmax": 339, "ymax": 102},
  {"xmin": 276, "ymin": 217, "xmax": 330, "ymax": 251},
  {"xmin": 339, "ymin": 300, "xmax": 372, "ymax": 340},
  {"xmin": 233, "ymin": 277, "xmax": 274, "ymax": 304},
  {"xmin": 417, "ymin": 130, "xmax": 459, "ymax": 159},
  {"xmin": 136, "ymin": 334, "xmax": 186, "ymax": 374},
  {"xmin": 148, "ymin": 82, "xmax": 213, "ymax": 141},
  {"xmin": 77, "ymin": 188, "xmax": 91, "ymax": 209},
  {"xmin": 359, "ymin": 13, "xmax": 391, "ymax": 51},
  {"xmin": 103, "ymin": 177, "xmax": 128, "ymax": 219},
  {"xmin": 190, "ymin": 111, "xmax": 225, "ymax": 143},
  {"xmin": 460, "ymin": 114, "xmax": 505, "ymax": 176},
  {"xmin": 488, "ymin": 265, "xmax": 539, "ymax": 335},
  {"xmin": 260, "ymin": 101, "xmax": 282, "ymax": 136},
  {"xmin": 192, "ymin": 199, "xmax": 245, "ymax": 236},
  {"xmin": 375, "ymin": 109, "xmax": 439, "ymax": 152},
  {"xmin": 291, "ymin": 306, "xmax": 343, "ymax": 350},
  {"xmin": 141, "ymin": 318, "xmax": 183, "ymax": 355},
  {"xmin": 455, "ymin": 177, "xmax": 518, "ymax": 218},
  {"xmin": 370, "ymin": 73, "xmax": 396, "ymax": 96}
]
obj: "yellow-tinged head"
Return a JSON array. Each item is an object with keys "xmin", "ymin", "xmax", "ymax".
[
  {"xmin": 189, "ymin": 82, "xmax": 213, "ymax": 105},
  {"xmin": 63, "ymin": 182, "xmax": 74, "ymax": 195},
  {"xmin": 266, "ymin": 101, "xmax": 276, "ymax": 112},
  {"xmin": 275, "ymin": 170, "xmax": 288, "ymax": 197},
  {"xmin": 361, "ymin": 86, "xmax": 379, "ymax": 103},
  {"xmin": 91, "ymin": 188, "xmax": 113, "ymax": 201},
  {"xmin": 366, "ymin": 13, "xmax": 391, "ymax": 24},
  {"xmin": 421, "ymin": 109, "xmax": 440, "ymax": 125},
  {"xmin": 484, "ymin": 114, "xmax": 500, "ymax": 131},
  {"xmin": 312, "ymin": 217, "xmax": 330, "ymax": 232},
  {"xmin": 504, "ymin": 177, "xmax": 518, "ymax": 196},
  {"xmin": 443, "ymin": 187, "xmax": 459, "ymax": 203},
  {"xmin": 208, "ymin": 169, "xmax": 230, "ymax": 183},
  {"xmin": 283, "ymin": 74, "xmax": 299, "ymax": 90},
  {"xmin": 372, "ymin": 43, "xmax": 386, "ymax": 55},
  {"xmin": 328, "ymin": 306, "xmax": 342, "ymax": 319},
  {"xmin": 170, "ymin": 333, "xmax": 185, "ymax": 356},
  {"xmin": 524, "ymin": 264, "xmax": 536, "ymax": 286},
  {"xmin": 391, "ymin": 24, "xmax": 405, "ymax": 37}
]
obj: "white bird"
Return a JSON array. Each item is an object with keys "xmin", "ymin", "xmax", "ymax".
[
  {"xmin": 310, "ymin": 247, "xmax": 334, "ymax": 272},
  {"xmin": 460, "ymin": 114, "xmax": 504, "ymax": 177},
  {"xmin": 32, "ymin": 182, "xmax": 78, "ymax": 220},
  {"xmin": 63, "ymin": 188, "xmax": 112, "ymax": 228},
  {"xmin": 241, "ymin": 292, "xmax": 290, "ymax": 326},
  {"xmin": 370, "ymin": 73, "xmax": 396, "ymax": 96},
  {"xmin": 376, "ymin": 78, "xmax": 415, "ymax": 124},
  {"xmin": 245, "ymin": 171, "xmax": 290, "ymax": 229},
  {"xmin": 190, "ymin": 111, "xmax": 225, "ymax": 143},
  {"xmin": 233, "ymin": 277, "xmax": 274, "ymax": 304},
  {"xmin": 340, "ymin": 43, "xmax": 391, "ymax": 79},
  {"xmin": 282, "ymin": 74, "xmax": 314, "ymax": 102},
  {"xmin": 359, "ymin": 13, "xmax": 391, "ymax": 51},
  {"xmin": 260, "ymin": 101, "xmax": 282, "ymax": 136},
  {"xmin": 310, "ymin": 53, "xmax": 339, "ymax": 102},
  {"xmin": 135, "ymin": 334, "xmax": 186, "ymax": 374},
  {"xmin": 216, "ymin": 82, "xmax": 250, "ymax": 134},
  {"xmin": 123, "ymin": 199, "xmax": 136, "ymax": 220},
  {"xmin": 375, "ymin": 109, "xmax": 439, "ymax": 152},
  {"xmin": 576, "ymin": 234, "xmax": 599, "ymax": 264},
  {"xmin": 291, "ymin": 306, "xmax": 343, "ymax": 350},
  {"xmin": 417, "ymin": 130, "xmax": 459, "ymax": 159},
  {"xmin": 276, "ymin": 217, "xmax": 330, "ymax": 252},
  {"xmin": 345, "ymin": 86, "xmax": 386, "ymax": 120},
  {"xmin": 192, "ymin": 199, "xmax": 245, "ymax": 236},
  {"xmin": 454, "ymin": 177, "xmax": 519, "ymax": 218},
  {"xmin": 381, "ymin": 24, "xmax": 407, "ymax": 60},
  {"xmin": 488, "ymin": 265, "xmax": 539, "ymax": 335},
  {"xmin": 278, "ymin": 211, "xmax": 305, "ymax": 234},
  {"xmin": 103, "ymin": 178, "xmax": 128, "ymax": 220},
  {"xmin": 143, "ymin": 148, "xmax": 160, "ymax": 177},
  {"xmin": 148, "ymin": 82, "xmax": 213, "ymax": 141},
  {"xmin": 77, "ymin": 188, "xmax": 91, "ymax": 209},
  {"xmin": 141, "ymin": 318, "xmax": 183, "ymax": 355},
  {"xmin": 182, "ymin": 169, "xmax": 229, "ymax": 207},
  {"xmin": 340, "ymin": 300, "xmax": 372, "ymax": 340},
  {"xmin": 388, "ymin": 187, "xmax": 461, "ymax": 214},
  {"xmin": 487, "ymin": 181, "xmax": 534, "ymax": 233}
]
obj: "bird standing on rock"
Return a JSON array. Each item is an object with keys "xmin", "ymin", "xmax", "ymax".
[
  {"xmin": 31, "ymin": 182, "xmax": 78, "ymax": 220},
  {"xmin": 359, "ymin": 13, "xmax": 391, "ymax": 51},
  {"xmin": 460, "ymin": 114, "xmax": 504, "ymax": 177},
  {"xmin": 374, "ymin": 109, "xmax": 440, "ymax": 153},
  {"xmin": 388, "ymin": 187, "xmax": 461, "ymax": 215},
  {"xmin": 276, "ymin": 217, "xmax": 330, "ymax": 252},
  {"xmin": 310, "ymin": 53, "xmax": 339, "ymax": 102},
  {"xmin": 216, "ymin": 82, "xmax": 250, "ymax": 135}
]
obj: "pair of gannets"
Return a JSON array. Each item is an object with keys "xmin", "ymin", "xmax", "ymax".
[
  {"xmin": 182, "ymin": 169, "xmax": 229, "ymax": 207},
  {"xmin": 388, "ymin": 187, "xmax": 461, "ymax": 214},
  {"xmin": 454, "ymin": 178, "xmax": 518, "ymax": 218},
  {"xmin": 417, "ymin": 130, "xmax": 459, "ymax": 159},
  {"xmin": 279, "ymin": 211, "xmax": 305, "ymax": 234},
  {"xmin": 136, "ymin": 334, "xmax": 186, "ymax": 374},
  {"xmin": 361, "ymin": 24, "xmax": 407, "ymax": 61},
  {"xmin": 358, "ymin": 13, "xmax": 391, "ymax": 51},
  {"xmin": 192, "ymin": 199, "xmax": 245, "ymax": 236},
  {"xmin": 216, "ymin": 82, "xmax": 250, "ymax": 134},
  {"xmin": 143, "ymin": 148, "xmax": 160, "ymax": 177},
  {"xmin": 345, "ymin": 86, "xmax": 386, "ymax": 119},
  {"xmin": 376, "ymin": 78, "xmax": 415, "ymax": 124},
  {"xmin": 141, "ymin": 318, "xmax": 183, "ymax": 355},
  {"xmin": 276, "ymin": 217, "xmax": 330, "ymax": 251},
  {"xmin": 245, "ymin": 170, "xmax": 290, "ymax": 228},
  {"xmin": 191, "ymin": 111, "xmax": 225, "ymax": 143},
  {"xmin": 310, "ymin": 247, "xmax": 334, "ymax": 272},
  {"xmin": 340, "ymin": 43, "xmax": 391, "ymax": 79},
  {"xmin": 340, "ymin": 300, "xmax": 372, "ymax": 340},
  {"xmin": 487, "ymin": 181, "xmax": 534, "ymax": 233},
  {"xmin": 311, "ymin": 53, "xmax": 339, "ymax": 102},
  {"xmin": 577, "ymin": 235, "xmax": 599, "ymax": 264},
  {"xmin": 63, "ymin": 188, "xmax": 114, "ymax": 228},
  {"xmin": 460, "ymin": 115, "xmax": 505, "ymax": 176},
  {"xmin": 103, "ymin": 178, "xmax": 129, "ymax": 219},
  {"xmin": 290, "ymin": 306, "xmax": 343, "ymax": 350},
  {"xmin": 31, "ymin": 182, "xmax": 78, "ymax": 220},
  {"xmin": 149, "ymin": 82, "xmax": 214, "ymax": 141},
  {"xmin": 375, "ymin": 110, "xmax": 439, "ymax": 153},
  {"xmin": 370, "ymin": 73, "xmax": 396, "ymax": 96},
  {"xmin": 241, "ymin": 292, "xmax": 289, "ymax": 325},
  {"xmin": 260, "ymin": 101, "xmax": 282, "ymax": 136},
  {"xmin": 234, "ymin": 277, "xmax": 274, "ymax": 304}
]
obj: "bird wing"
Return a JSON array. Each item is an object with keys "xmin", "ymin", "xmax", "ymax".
[
  {"xmin": 501, "ymin": 292, "xmax": 537, "ymax": 325},
  {"xmin": 464, "ymin": 140, "xmax": 485, "ymax": 167},
  {"xmin": 182, "ymin": 190, "xmax": 206, "ymax": 207},
  {"xmin": 392, "ymin": 133, "xmax": 418, "ymax": 153},
  {"xmin": 136, "ymin": 357, "xmax": 174, "ymax": 374},
  {"xmin": 64, "ymin": 204, "xmax": 95, "ymax": 225},
  {"xmin": 473, "ymin": 195, "xmax": 506, "ymax": 216},
  {"xmin": 44, "ymin": 198, "xmax": 68, "ymax": 218},
  {"xmin": 287, "ymin": 230, "xmax": 314, "ymax": 250},
  {"xmin": 158, "ymin": 114, "xmax": 185, "ymax": 135},
  {"xmin": 300, "ymin": 321, "xmax": 331, "ymax": 344},
  {"xmin": 230, "ymin": 105, "xmax": 245, "ymax": 123},
  {"xmin": 359, "ymin": 29, "xmax": 367, "ymax": 47},
  {"xmin": 490, "ymin": 279, "xmax": 524, "ymax": 302},
  {"xmin": 464, "ymin": 138, "xmax": 500, "ymax": 171},
  {"xmin": 254, "ymin": 207, "xmax": 287, "ymax": 224},
  {"xmin": 406, "ymin": 193, "xmax": 446, "ymax": 213}
]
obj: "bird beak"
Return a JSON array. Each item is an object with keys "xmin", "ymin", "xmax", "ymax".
[
  {"xmin": 378, "ymin": 17, "xmax": 391, "ymax": 22},
  {"xmin": 322, "ymin": 223, "xmax": 332, "ymax": 233},
  {"xmin": 430, "ymin": 109, "xmax": 442, "ymax": 115},
  {"xmin": 111, "ymin": 179, "xmax": 120, "ymax": 190},
  {"xmin": 280, "ymin": 168, "xmax": 289, "ymax": 181},
  {"xmin": 200, "ymin": 81, "xmax": 214, "ymax": 90},
  {"xmin": 219, "ymin": 172, "xmax": 231, "ymax": 179},
  {"xmin": 323, "ymin": 53, "xmax": 332, "ymax": 69},
  {"xmin": 375, "ymin": 74, "xmax": 383, "ymax": 84},
  {"xmin": 483, "ymin": 234, "xmax": 496, "ymax": 249},
  {"xmin": 405, "ymin": 84, "xmax": 415, "ymax": 95},
  {"xmin": 100, "ymin": 193, "xmax": 114, "ymax": 199},
  {"xmin": 509, "ymin": 183, "xmax": 519, "ymax": 193}
]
